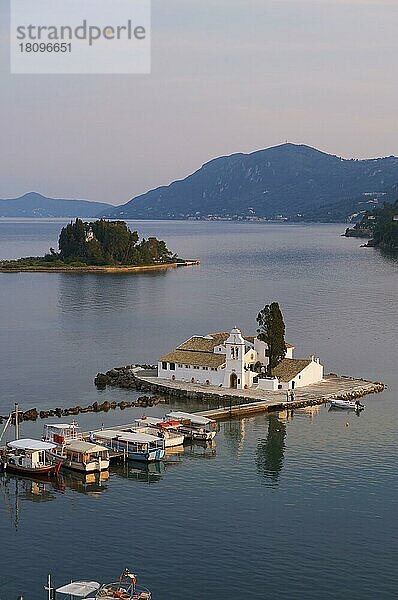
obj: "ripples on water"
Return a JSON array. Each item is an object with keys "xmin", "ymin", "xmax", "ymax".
[{"xmin": 0, "ymin": 220, "xmax": 397, "ymax": 599}]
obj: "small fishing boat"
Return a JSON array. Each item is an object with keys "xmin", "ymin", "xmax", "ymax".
[
  {"xmin": 90, "ymin": 429, "xmax": 165, "ymax": 462},
  {"xmin": 96, "ymin": 569, "xmax": 151, "ymax": 599},
  {"xmin": 165, "ymin": 411, "xmax": 217, "ymax": 441},
  {"xmin": 43, "ymin": 423, "xmax": 110, "ymax": 472},
  {"xmin": 0, "ymin": 439, "xmax": 61, "ymax": 476},
  {"xmin": 48, "ymin": 569, "xmax": 151, "ymax": 599},
  {"xmin": 329, "ymin": 399, "xmax": 365, "ymax": 410}
]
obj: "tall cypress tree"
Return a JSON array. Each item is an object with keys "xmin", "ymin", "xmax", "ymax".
[{"xmin": 256, "ymin": 302, "xmax": 287, "ymax": 375}]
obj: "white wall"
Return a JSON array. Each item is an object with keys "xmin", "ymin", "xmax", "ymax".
[
  {"xmin": 257, "ymin": 377, "xmax": 279, "ymax": 391},
  {"xmin": 288, "ymin": 360, "xmax": 324, "ymax": 389},
  {"xmin": 254, "ymin": 338, "xmax": 269, "ymax": 366},
  {"xmin": 158, "ymin": 362, "xmax": 224, "ymax": 386}
]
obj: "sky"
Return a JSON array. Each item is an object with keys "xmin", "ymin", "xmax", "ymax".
[{"xmin": 1, "ymin": 0, "xmax": 398, "ymax": 205}]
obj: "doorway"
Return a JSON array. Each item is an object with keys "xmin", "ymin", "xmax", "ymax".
[{"xmin": 230, "ymin": 373, "xmax": 238, "ymax": 389}]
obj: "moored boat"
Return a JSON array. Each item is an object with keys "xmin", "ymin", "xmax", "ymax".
[
  {"xmin": 0, "ymin": 404, "xmax": 62, "ymax": 477},
  {"xmin": 49, "ymin": 568, "xmax": 151, "ymax": 599},
  {"xmin": 329, "ymin": 399, "xmax": 365, "ymax": 411},
  {"xmin": 133, "ymin": 417, "xmax": 185, "ymax": 447},
  {"xmin": 90, "ymin": 429, "xmax": 165, "ymax": 462},
  {"xmin": 165, "ymin": 411, "xmax": 217, "ymax": 441},
  {"xmin": 96, "ymin": 569, "xmax": 151, "ymax": 599},
  {"xmin": 0, "ymin": 439, "xmax": 62, "ymax": 476},
  {"xmin": 43, "ymin": 423, "xmax": 110, "ymax": 472}
]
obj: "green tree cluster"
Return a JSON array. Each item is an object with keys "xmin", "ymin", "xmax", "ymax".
[{"xmin": 58, "ymin": 219, "xmax": 176, "ymax": 265}]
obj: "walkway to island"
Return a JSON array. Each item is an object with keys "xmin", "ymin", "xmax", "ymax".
[{"xmin": 133, "ymin": 372, "xmax": 384, "ymax": 420}]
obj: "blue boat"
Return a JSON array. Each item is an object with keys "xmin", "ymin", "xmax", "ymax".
[{"xmin": 90, "ymin": 429, "xmax": 165, "ymax": 462}]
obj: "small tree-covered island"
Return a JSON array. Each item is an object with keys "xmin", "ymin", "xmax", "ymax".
[{"xmin": 0, "ymin": 219, "xmax": 197, "ymax": 272}]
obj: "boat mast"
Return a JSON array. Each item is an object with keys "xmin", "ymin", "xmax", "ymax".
[
  {"xmin": 0, "ymin": 413, "xmax": 12, "ymax": 444},
  {"xmin": 14, "ymin": 403, "xmax": 20, "ymax": 441},
  {"xmin": 44, "ymin": 574, "xmax": 53, "ymax": 600}
]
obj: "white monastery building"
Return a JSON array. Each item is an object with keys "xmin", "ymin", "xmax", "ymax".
[{"xmin": 158, "ymin": 328, "xmax": 323, "ymax": 391}]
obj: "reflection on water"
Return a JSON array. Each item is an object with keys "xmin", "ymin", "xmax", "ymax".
[
  {"xmin": 112, "ymin": 460, "xmax": 165, "ymax": 484},
  {"xmin": 222, "ymin": 419, "xmax": 249, "ymax": 458},
  {"xmin": 57, "ymin": 469, "xmax": 109, "ymax": 496},
  {"xmin": 294, "ymin": 405, "xmax": 322, "ymax": 419},
  {"xmin": 0, "ymin": 473, "xmax": 57, "ymax": 530},
  {"xmin": 256, "ymin": 416, "xmax": 286, "ymax": 486}
]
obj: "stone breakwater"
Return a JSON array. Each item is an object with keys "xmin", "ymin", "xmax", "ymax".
[
  {"xmin": 0, "ymin": 391, "xmax": 164, "ymax": 424},
  {"xmin": 94, "ymin": 365, "xmax": 156, "ymax": 391}
]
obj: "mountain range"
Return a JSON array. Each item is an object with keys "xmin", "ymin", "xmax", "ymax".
[
  {"xmin": 4, "ymin": 145, "xmax": 398, "ymax": 221},
  {"xmin": 102, "ymin": 144, "xmax": 398, "ymax": 221},
  {"xmin": 0, "ymin": 192, "xmax": 112, "ymax": 218}
]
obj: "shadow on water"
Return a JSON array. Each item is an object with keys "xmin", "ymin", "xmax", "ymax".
[{"xmin": 255, "ymin": 415, "xmax": 286, "ymax": 486}]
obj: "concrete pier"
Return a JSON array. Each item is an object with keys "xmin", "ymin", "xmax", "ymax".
[{"xmin": 133, "ymin": 372, "xmax": 384, "ymax": 421}]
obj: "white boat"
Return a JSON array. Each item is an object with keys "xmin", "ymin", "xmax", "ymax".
[
  {"xmin": 133, "ymin": 417, "xmax": 185, "ymax": 447},
  {"xmin": 48, "ymin": 569, "xmax": 151, "ymax": 599},
  {"xmin": 90, "ymin": 429, "xmax": 165, "ymax": 462},
  {"xmin": 0, "ymin": 405, "xmax": 62, "ymax": 477},
  {"xmin": 43, "ymin": 423, "xmax": 110, "ymax": 472},
  {"xmin": 165, "ymin": 411, "xmax": 217, "ymax": 441},
  {"xmin": 0, "ymin": 439, "xmax": 62, "ymax": 477},
  {"xmin": 110, "ymin": 418, "xmax": 184, "ymax": 448},
  {"xmin": 329, "ymin": 399, "xmax": 365, "ymax": 410}
]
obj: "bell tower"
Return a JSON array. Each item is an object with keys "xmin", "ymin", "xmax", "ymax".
[{"xmin": 223, "ymin": 328, "xmax": 246, "ymax": 389}]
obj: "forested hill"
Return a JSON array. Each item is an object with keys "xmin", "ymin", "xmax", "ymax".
[
  {"xmin": 0, "ymin": 192, "xmax": 112, "ymax": 218},
  {"xmin": 345, "ymin": 200, "xmax": 398, "ymax": 251},
  {"xmin": 101, "ymin": 144, "xmax": 398, "ymax": 222}
]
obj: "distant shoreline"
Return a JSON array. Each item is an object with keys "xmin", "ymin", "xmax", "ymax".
[{"xmin": 0, "ymin": 260, "xmax": 200, "ymax": 274}]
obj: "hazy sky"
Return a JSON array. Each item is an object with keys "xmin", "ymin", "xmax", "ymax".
[{"xmin": 1, "ymin": 0, "xmax": 398, "ymax": 204}]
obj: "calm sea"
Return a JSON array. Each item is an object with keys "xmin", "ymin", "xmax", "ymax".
[{"xmin": 0, "ymin": 219, "xmax": 397, "ymax": 600}]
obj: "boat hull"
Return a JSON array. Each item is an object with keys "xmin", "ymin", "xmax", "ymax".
[
  {"xmin": 182, "ymin": 429, "xmax": 216, "ymax": 441},
  {"xmin": 163, "ymin": 434, "xmax": 185, "ymax": 448},
  {"xmin": 1, "ymin": 462, "xmax": 57, "ymax": 476},
  {"xmin": 122, "ymin": 448, "xmax": 164, "ymax": 462}
]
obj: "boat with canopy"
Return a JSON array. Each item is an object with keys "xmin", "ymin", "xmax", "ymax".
[
  {"xmin": 165, "ymin": 411, "xmax": 217, "ymax": 441},
  {"xmin": 0, "ymin": 404, "xmax": 62, "ymax": 476},
  {"xmin": 90, "ymin": 429, "xmax": 165, "ymax": 462},
  {"xmin": 0, "ymin": 438, "xmax": 61, "ymax": 476},
  {"xmin": 113, "ymin": 417, "xmax": 185, "ymax": 448},
  {"xmin": 43, "ymin": 423, "xmax": 110, "ymax": 472}
]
